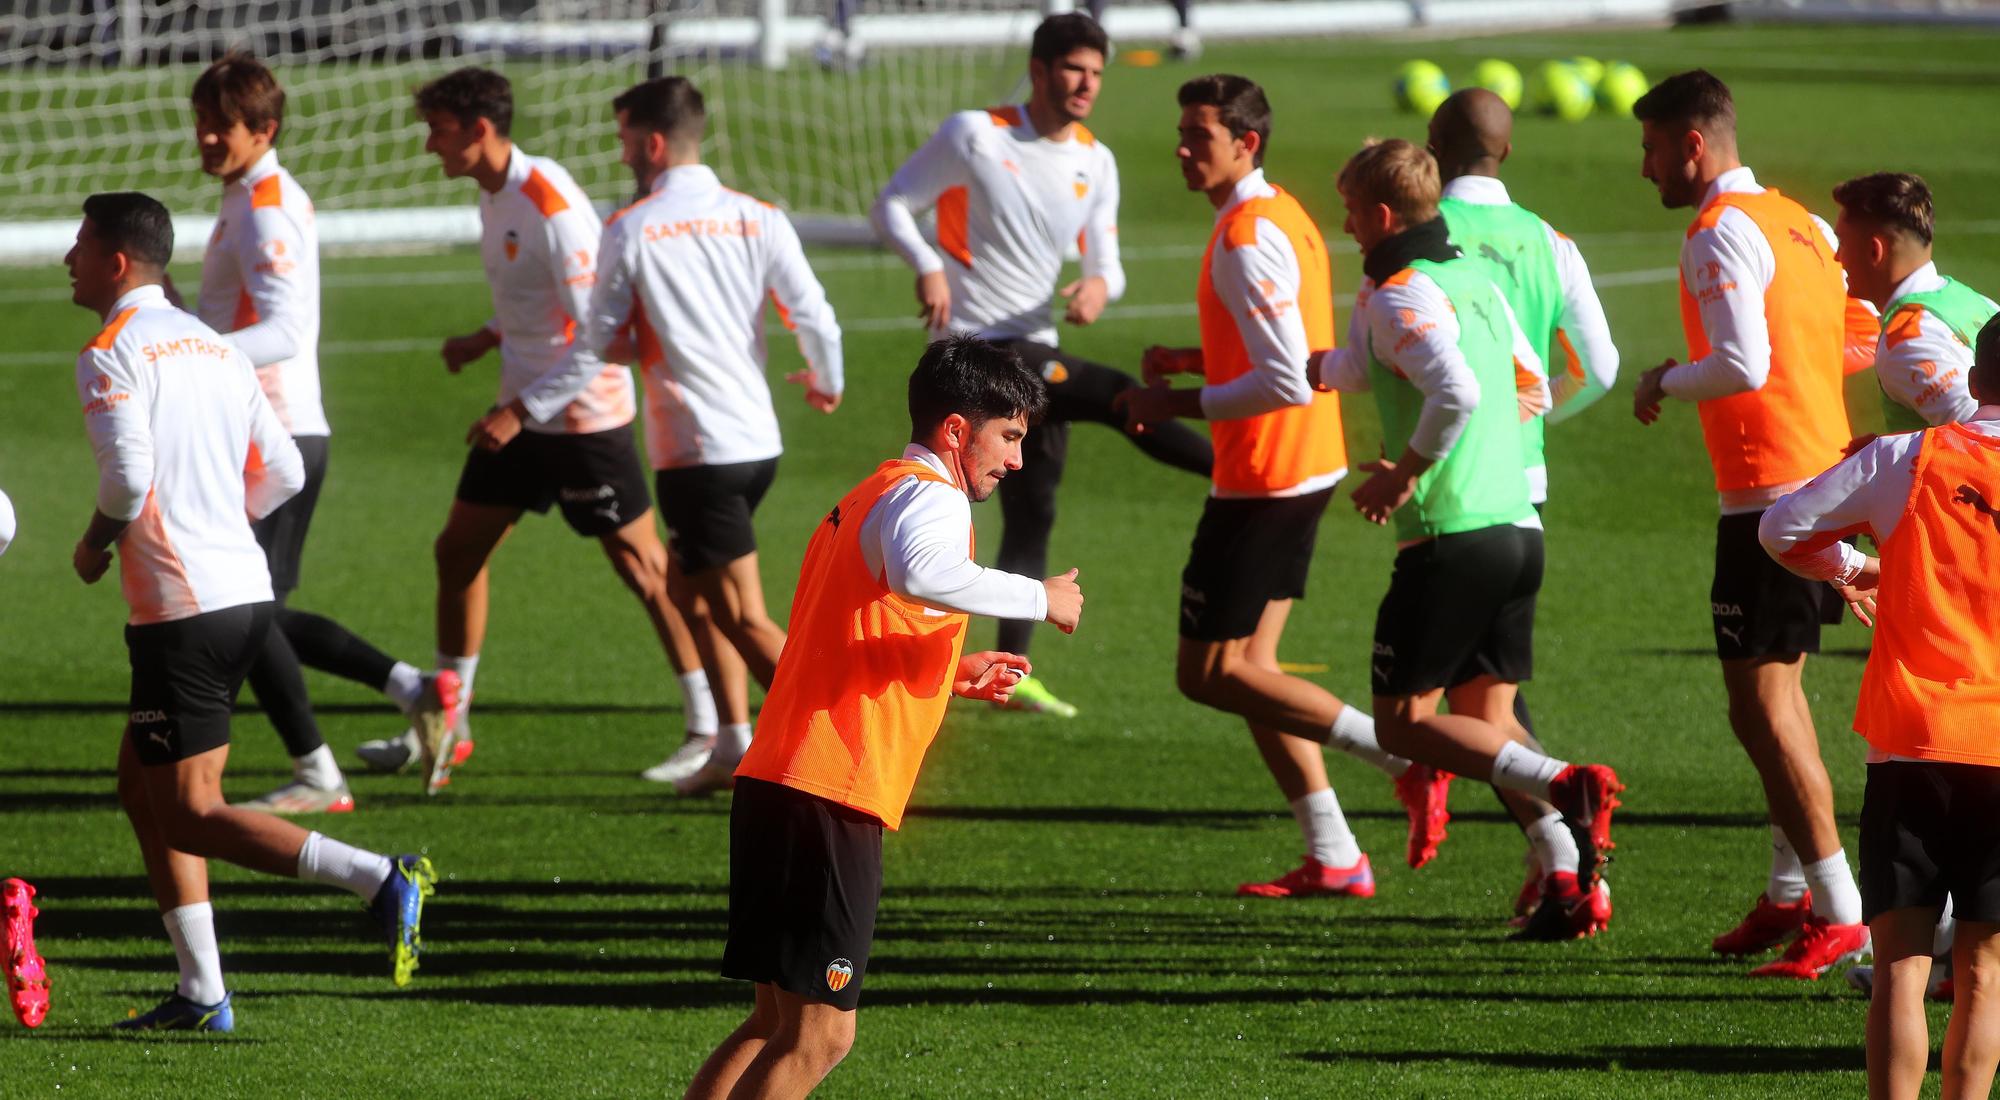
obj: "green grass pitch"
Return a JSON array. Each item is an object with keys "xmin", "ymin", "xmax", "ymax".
[{"xmin": 5, "ymin": 21, "xmax": 2000, "ymax": 1097}]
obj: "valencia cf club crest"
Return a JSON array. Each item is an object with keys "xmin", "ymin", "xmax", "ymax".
[
  {"xmin": 504, "ymin": 228, "xmax": 520, "ymax": 261},
  {"xmin": 1041, "ymin": 359, "xmax": 1069, "ymax": 385},
  {"xmin": 1073, "ymin": 171, "xmax": 1089, "ymax": 199},
  {"xmin": 825, "ymin": 958, "xmax": 854, "ymax": 993}
]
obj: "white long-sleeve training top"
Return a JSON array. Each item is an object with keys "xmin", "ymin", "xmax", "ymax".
[
  {"xmin": 477, "ymin": 148, "xmax": 637, "ymax": 436},
  {"xmin": 78, "ymin": 284, "xmax": 304, "ymax": 625},
  {"xmin": 1873, "ymin": 262, "xmax": 1983, "ymax": 427},
  {"xmin": 859, "ymin": 445, "xmax": 1048, "ymax": 622},
  {"xmin": 1198, "ymin": 169, "xmax": 1320, "ymax": 426},
  {"xmin": 519, "ymin": 164, "xmax": 843, "ymax": 470},
  {"xmin": 1759, "ymin": 405, "xmax": 2000, "ymax": 583},
  {"xmin": 1320, "ymin": 267, "xmax": 1547, "ymax": 478},
  {"xmin": 197, "ymin": 148, "xmax": 327, "ymax": 438},
  {"xmin": 871, "ymin": 104, "xmax": 1123, "ymax": 347}
]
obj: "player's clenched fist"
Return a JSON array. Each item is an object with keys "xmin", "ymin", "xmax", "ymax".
[
  {"xmin": 915, "ymin": 271, "xmax": 952, "ymax": 330},
  {"xmin": 440, "ymin": 328, "xmax": 499, "ymax": 373},
  {"xmin": 1042, "ymin": 567, "xmax": 1083, "ymax": 633},
  {"xmin": 467, "ymin": 400, "xmax": 526, "ymax": 452}
]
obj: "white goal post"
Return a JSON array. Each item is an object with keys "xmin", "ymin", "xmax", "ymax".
[{"xmin": 0, "ymin": 0, "xmax": 1675, "ymax": 263}]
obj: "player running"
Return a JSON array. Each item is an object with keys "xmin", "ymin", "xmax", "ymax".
[
  {"xmin": 683, "ymin": 336, "xmax": 1083, "ymax": 1100},
  {"xmin": 871, "ymin": 12, "xmax": 1213, "ymax": 720},
  {"xmin": 1833, "ymin": 172, "xmax": 1996, "ymax": 438},
  {"xmin": 352, "ymin": 67, "xmax": 722, "ymax": 791},
  {"xmin": 181, "ymin": 52, "xmax": 453, "ymax": 813},
  {"xmin": 472, "ymin": 76, "xmax": 844, "ymax": 795},
  {"xmin": 1116, "ymin": 74, "xmax": 1399, "ymax": 900},
  {"xmin": 1628, "ymin": 70, "xmax": 1869, "ymax": 977},
  {"xmin": 1427, "ymin": 88, "xmax": 1621, "ymax": 923},
  {"xmin": 1759, "ymin": 318, "xmax": 2000, "ymax": 1099},
  {"xmin": 1316, "ymin": 138, "xmax": 1624, "ymax": 938},
  {"xmin": 66, "ymin": 193, "xmax": 434, "ymax": 1031}
]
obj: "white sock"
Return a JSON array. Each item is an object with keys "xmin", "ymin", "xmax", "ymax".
[
  {"xmin": 1289, "ymin": 788, "xmax": 1362, "ymax": 868},
  {"xmin": 680, "ymin": 670, "xmax": 718, "ymax": 737},
  {"xmin": 293, "ymin": 744, "xmax": 343, "ymax": 789},
  {"xmin": 1327, "ymin": 706, "xmax": 1409, "ymax": 778},
  {"xmin": 710, "ymin": 722, "xmax": 753, "ymax": 769},
  {"xmin": 1523, "ymin": 811, "xmax": 1579, "ymax": 876},
  {"xmin": 1802, "ymin": 851, "xmax": 1864, "ymax": 925},
  {"xmin": 296, "ymin": 830, "xmax": 394, "ymax": 901},
  {"xmin": 1767, "ymin": 825, "xmax": 1808, "ymax": 904},
  {"xmin": 1489, "ymin": 740, "xmax": 1567, "ymax": 800},
  {"xmin": 383, "ymin": 661, "xmax": 424, "ymax": 711},
  {"xmin": 162, "ymin": 903, "xmax": 226, "ymax": 1006},
  {"xmin": 438, "ymin": 652, "xmax": 479, "ymax": 697}
]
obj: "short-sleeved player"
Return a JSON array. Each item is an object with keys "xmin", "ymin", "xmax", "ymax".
[
  {"xmin": 1758, "ymin": 326, "xmax": 2000, "ymax": 1093},
  {"xmin": 1831, "ymin": 172, "xmax": 1995, "ymax": 436},
  {"xmin": 1117, "ymin": 75, "xmax": 1401, "ymax": 901},
  {"xmin": 1319, "ymin": 138, "xmax": 1624, "ymax": 941},
  {"xmin": 1629, "ymin": 70, "xmax": 1870, "ymax": 977},
  {"xmin": 683, "ymin": 337, "xmax": 1082, "ymax": 1099},
  {"xmin": 354, "ymin": 67, "xmax": 720, "ymax": 794},
  {"xmin": 871, "ymin": 13, "xmax": 1213, "ymax": 719},
  {"xmin": 65, "ymin": 192, "xmax": 435, "ymax": 1032},
  {"xmin": 1427, "ymin": 88, "xmax": 1622, "ymax": 925},
  {"xmin": 476, "ymin": 76, "xmax": 844, "ymax": 795},
  {"xmin": 185, "ymin": 53, "xmax": 450, "ymax": 815}
]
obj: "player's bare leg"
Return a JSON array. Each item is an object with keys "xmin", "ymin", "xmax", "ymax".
[
  {"xmin": 670, "ymin": 559, "xmax": 757, "ymax": 795},
  {"xmin": 434, "ymin": 501, "xmax": 523, "ymax": 659},
  {"xmin": 1870, "ymin": 906, "xmax": 1941, "ymax": 1100},
  {"xmin": 1942, "ymin": 922, "xmax": 2000, "ymax": 1100},
  {"xmin": 713, "ymin": 986, "xmax": 855, "ymax": 1100},
  {"xmin": 1177, "ymin": 601, "xmax": 1352, "ymax": 736},
  {"xmin": 116, "ymin": 734, "xmax": 212, "ymax": 911},
  {"xmin": 687, "ymin": 552, "xmax": 786, "ymax": 689},
  {"xmin": 598, "ymin": 510, "xmax": 702, "ymax": 676},
  {"xmin": 684, "ymin": 983, "xmax": 782, "ymax": 1100}
]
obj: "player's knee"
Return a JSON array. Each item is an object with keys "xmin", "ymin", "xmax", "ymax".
[
  {"xmin": 1960, "ymin": 955, "xmax": 2000, "ymax": 1001},
  {"xmin": 799, "ymin": 1013, "xmax": 855, "ymax": 1069},
  {"xmin": 1175, "ymin": 654, "xmax": 1226, "ymax": 705}
]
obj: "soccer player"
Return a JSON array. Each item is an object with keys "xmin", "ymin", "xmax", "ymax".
[
  {"xmin": 1832, "ymin": 172, "xmax": 1995, "ymax": 436},
  {"xmin": 1315, "ymin": 138, "xmax": 1624, "ymax": 938},
  {"xmin": 66, "ymin": 193, "xmax": 434, "ymax": 1031},
  {"xmin": 870, "ymin": 12, "xmax": 1213, "ymax": 719},
  {"xmin": 683, "ymin": 336, "xmax": 1083, "ymax": 1100},
  {"xmin": 1427, "ymin": 88, "xmax": 1621, "ymax": 923},
  {"xmin": 183, "ymin": 53, "xmax": 453, "ymax": 812},
  {"xmin": 1628, "ymin": 70, "xmax": 1869, "ymax": 976},
  {"xmin": 471, "ymin": 76, "xmax": 844, "ymax": 795},
  {"xmin": 350, "ymin": 67, "xmax": 722, "ymax": 790},
  {"xmin": 1115, "ymin": 74, "xmax": 1398, "ymax": 899},
  {"xmin": 1758, "ymin": 317, "xmax": 2000, "ymax": 1100},
  {"xmin": 4, "ymin": 877, "xmax": 46, "ymax": 1029}
]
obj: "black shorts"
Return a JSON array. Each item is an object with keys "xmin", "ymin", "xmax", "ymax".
[
  {"xmin": 1861, "ymin": 760, "xmax": 2000, "ymax": 923},
  {"xmin": 656, "ymin": 458, "xmax": 778, "ymax": 574},
  {"xmin": 721, "ymin": 777, "xmax": 884, "ymax": 1010},
  {"xmin": 1372, "ymin": 524, "xmax": 1542, "ymax": 696},
  {"xmin": 456, "ymin": 424, "xmax": 652, "ymax": 538},
  {"xmin": 125, "ymin": 603, "xmax": 272, "ymax": 766},
  {"xmin": 1178, "ymin": 488, "xmax": 1333, "ymax": 642},
  {"xmin": 252, "ymin": 435, "xmax": 328, "ymax": 595},
  {"xmin": 1711, "ymin": 511, "xmax": 1843, "ymax": 661}
]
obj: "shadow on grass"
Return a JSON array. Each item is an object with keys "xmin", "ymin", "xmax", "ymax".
[{"xmin": 1297, "ymin": 1042, "xmax": 1867, "ymax": 1073}]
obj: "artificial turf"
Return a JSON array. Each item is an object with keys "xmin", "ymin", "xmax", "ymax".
[{"xmin": 4, "ymin": 20, "xmax": 2000, "ymax": 1097}]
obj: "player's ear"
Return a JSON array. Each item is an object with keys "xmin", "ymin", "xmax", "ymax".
[
  {"xmin": 1684, "ymin": 126, "xmax": 1705, "ymax": 165},
  {"xmin": 941, "ymin": 412, "xmax": 970, "ymax": 452},
  {"xmin": 1238, "ymin": 129, "xmax": 1262, "ymax": 163}
]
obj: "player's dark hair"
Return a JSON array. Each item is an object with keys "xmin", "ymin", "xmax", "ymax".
[
  {"xmin": 1177, "ymin": 74, "xmax": 1272, "ymax": 166},
  {"xmin": 82, "ymin": 193, "xmax": 174, "ymax": 268},
  {"xmin": 908, "ymin": 336, "xmax": 1048, "ymax": 440},
  {"xmin": 1030, "ymin": 12, "xmax": 1108, "ymax": 66},
  {"xmin": 1630, "ymin": 68, "xmax": 1735, "ymax": 137},
  {"xmin": 613, "ymin": 76, "xmax": 706, "ymax": 148},
  {"xmin": 191, "ymin": 50, "xmax": 285, "ymax": 141},
  {"xmin": 1973, "ymin": 314, "xmax": 2000, "ymax": 403},
  {"xmin": 1833, "ymin": 172, "xmax": 1934, "ymax": 246},
  {"xmin": 414, "ymin": 67, "xmax": 514, "ymax": 138}
]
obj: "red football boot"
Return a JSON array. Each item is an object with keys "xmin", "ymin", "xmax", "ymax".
[
  {"xmin": 1237, "ymin": 854, "xmax": 1376, "ymax": 899},
  {"xmin": 1547, "ymin": 764, "xmax": 1623, "ymax": 885},
  {"xmin": 4, "ymin": 878, "xmax": 49, "ymax": 1029},
  {"xmin": 1751, "ymin": 916, "xmax": 1870, "ymax": 979},
  {"xmin": 1712, "ymin": 892, "xmax": 1813, "ymax": 956},
  {"xmin": 1393, "ymin": 765, "xmax": 1453, "ymax": 869},
  {"xmin": 1511, "ymin": 871, "xmax": 1613, "ymax": 941}
]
